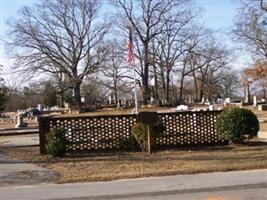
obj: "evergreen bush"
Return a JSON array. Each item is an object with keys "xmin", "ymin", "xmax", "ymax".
[
  {"xmin": 46, "ymin": 128, "xmax": 67, "ymax": 157},
  {"xmin": 215, "ymin": 108, "xmax": 259, "ymax": 143},
  {"xmin": 131, "ymin": 122, "xmax": 164, "ymax": 151}
]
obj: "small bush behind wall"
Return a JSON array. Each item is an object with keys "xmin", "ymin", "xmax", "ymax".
[
  {"xmin": 131, "ymin": 122, "xmax": 164, "ymax": 151},
  {"xmin": 46, "ymin": 128, "xmax": 67, "ymax": 157}
]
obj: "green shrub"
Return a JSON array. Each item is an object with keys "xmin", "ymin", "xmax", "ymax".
[
  {"xmin": 215, "ymin": 108, "xmax": 259, "ymax": 143},
  {"xmin": 46, "ymin": 128, "xmax": 67, "ymax": 157},
  {"xmin": 131, "ymin": 122, "xmax": 164, "ymax": 151},
  {"xmin": 117, "ymin": 135, "xmax": 138, "ymax": 150}
]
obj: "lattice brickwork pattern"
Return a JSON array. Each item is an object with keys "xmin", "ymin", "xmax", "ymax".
[
  {"xmin": 156, "ymin": 111, "xmax": 223, "ymax": 147},
  {"xmin": 48, "ymin": 115, "xmax": 137, "ymax": 152},
  {"xmin": 39, "ymin": 111, "xmax": 223, "ymax": 153}
]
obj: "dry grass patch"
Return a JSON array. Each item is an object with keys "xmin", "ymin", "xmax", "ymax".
[
  {"xmin": 260, "ymin": 123, "xmax": 267, "ymax": 131},
  {"xmin": 251, "ymin": 108, "xmax": 267, "ymax": 119},
  {"xmin": 245, "ymin": 107, "xmax": 267, "ymax": 131},
  {"xmin": 3, "ymin": 142, "xmax": 267, "ymax": 184}
]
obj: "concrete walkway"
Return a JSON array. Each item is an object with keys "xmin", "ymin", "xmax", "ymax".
[
  {"xmin": 0, "ymin": 134, "xmax": 39, "ymax": 147},
  {"xmin": 0, "ymin": 153, "xmax": 58, "ymax": 186},
  {"xmin": 0, "ymin": 134, "xmax": 58, "ymax": 186}
]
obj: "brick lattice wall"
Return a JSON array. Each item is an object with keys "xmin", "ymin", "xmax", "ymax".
[
  {"xmin": 49, "ymin": 114, "xmax": 137, "ymax": 152},
  {"xmin": 156, "ymin": 111, "xmax": 223, "ymax": 148},
  {"xmin": 39, "ymin": 111, "xmax": 223, "ymax": 154}
]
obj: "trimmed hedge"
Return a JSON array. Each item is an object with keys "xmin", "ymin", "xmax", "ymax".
[{"xmin": 215, "ymin": 108, "xmax": 259, "ymax": 143}]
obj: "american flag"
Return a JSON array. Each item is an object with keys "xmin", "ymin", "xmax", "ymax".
[{"xmin": 127, "ymin": 28, "xmax": 134, "ymax": 65}]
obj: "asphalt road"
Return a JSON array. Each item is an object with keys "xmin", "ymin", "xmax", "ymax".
[
  {"xmin": 1, "ymin": 169, "xmax": 267, "ymax": 200},
  {"xmin": 53, "ymin": 184, "xmax": 267, "ymax": 200}
]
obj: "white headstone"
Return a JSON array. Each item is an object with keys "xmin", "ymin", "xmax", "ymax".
[
  {"xmin": 225, "ymin": 98, "xmax": 231, "ymax": 104},
  {"xmin": 15, "ymin": 113, "xmax": 26, "ymax": 128},
  {"xmin": 208, "ymin": 105, "xmax": 214, "ymax": 111},
  {"xmin": 176, "ymin": 105, "xmax": 188, "ymax": 111},
  {"xmin": 253, "ymin": 95, "xmax": 257, "ymax": 107},
  {"xmin": 81, "ymin": 97, "xmax": 85, "ymax": 103},
  {"xmin": 150, "ymin": 96, "xmax": 154, "ymax": 103},
  {"xmin": 117, "ymin": 100, "xmax": 121, "ymax": 108},
  {"xmin": 224, "ymin": 98, "xmax": 231, "ymax": 106},
  {"xmin": 37, "ymin": 104, "xmax": 43, "ymax": 111}
]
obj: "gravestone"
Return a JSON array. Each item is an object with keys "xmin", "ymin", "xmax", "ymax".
[
  {"xmin": 176, "ymin": 105, "xmax": 189, "ymax": 111},
  {"xmin": 208, "ymin": 105, "xmax": 214, "ymax": 111},
  {"xmin": 117, "ymin": 99, "xmax": 121, "ymax": 108},
  {"xmin": 11, "ymin": 115, "xmax": 16, "ymax": 124},
  {"xmin": 253, "ymin": 95, "xmax": 257, "ymax": 107},
  {"xmin": 240, "ymin": 100, "xmax": 243, "ymax": 108},
  {"xmin": 188, "ymin": 96, "xmax": 192, "ymax": 104},
  {"xmin": 37, "ymin": 104, "xmax": 43, "ymax": 112},
  {"xmin": 15, "ymin": 113, "xmax": 26, "ymax": 128},
  {"xmin": 224, "ymin": 98, "xmax": 231, "ymax": 106},
  {"xmin": 258, "ymin": 104, "xmax": 267, "ymax": 111}
]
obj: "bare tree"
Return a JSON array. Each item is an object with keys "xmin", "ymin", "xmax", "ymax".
[
  {"xmin": 7, "ymin": 0, "xmax": 110, "ymax": 109},
  {"xmin": 152, "ymin": 4, "xmax": 197, "ymax": 103},
  {"xmin": 187, "ymin": 32, "xmax": 231, "ymax": 101},
  {"xmin": 177, "ymin": 29, "xmax": 205, "ymax": 103},
  {"xmin": 82, "ymin": 76, "xmax": 110, "ymax": 104},
  {"xmin": 50, "ymin": 72, "xmax": 72, "ymax": 107},
  {"xmin": 233, "ymin": 0, "xmax": 267, "ymax": 59},
  {"xmin": 261, "ymin": 0, "xmax": 267, "ymax": 11},
  {"xmin": 113, "ymin": 0, "xmax": 189, "ymax": 104},
  {"xmin": 243, "ymin": 60, "xmax": 267, "ymax": 99},
  {"xmin": 217, "ymin": 69, "xmax": 242, "ymax": 98},
  {"xmin": 0, "ymin": 65, "xmax": 8, "ymax": 112},
  {"xmin": 101, "ymin": 41, "xmax": 132, "ymax": 103}
]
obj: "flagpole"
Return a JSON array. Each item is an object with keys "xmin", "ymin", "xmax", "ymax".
[{"xmin": 132, "ymin": 62, "xmax": 138, "ymax": 114}]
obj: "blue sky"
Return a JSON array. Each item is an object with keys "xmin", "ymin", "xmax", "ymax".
[
  {"xmin": 195, "ymin": 0, "xmax": 239, "ymax": 30},
  {"xmin": 0, "ymin": 0, "xmax": 37, "ymax": 78},
  {"xmin": 0, "ymin": 0, "xmax": 239, "ymax": 33},
  {"xmin": 0, "ymin": 0, "xmax": 242, "ymax": 85}
]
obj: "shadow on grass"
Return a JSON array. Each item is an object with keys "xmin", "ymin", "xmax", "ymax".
[
  {"xmin": 244, "ymin": 141, "xmax": 267, "ymax": 146},
  {"xmin": 1, "ymin": 142, "xmax": 267, "ymax": 165}
]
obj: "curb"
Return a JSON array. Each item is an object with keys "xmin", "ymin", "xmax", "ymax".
[{"xmin": 0, "ymin": 129, "xmax": 39, "ymax": 137}]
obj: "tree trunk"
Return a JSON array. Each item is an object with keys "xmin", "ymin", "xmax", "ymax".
[
  {"xmin": 143, "ymin": 43, "xmax": 150, "ymax": 105},
  {"xmin": 199, "ymin": 79, "xmax": 205, "ymax": 102},
  {"xmin": 160, "ymin": 66, "xmax": 166, "ymax": 102},
  {"xmin": 166, "ymin": 70, "xmax": 170, "ymax": 104},
  {"xmin": 153, "ymin": 64, "xmax": 159, "ymax": 102},
  {"xmin": 178, "ymin": 76, "xmax": 185, "ymax": 104},
  {"xmin": 57, "ymin": 72, "xmax": 65, "ymax": 108},
  {"xmin": 114, "ymin": 79, "xmax": 118, "ymax": 103},
  {"xmin": 178, "ymin": 62, "xmax": 187, "ymax": 104},
  {"xmin": 244, "ymin": 82, "xmax": 250, "ymax": 103},
  {"xmin": 59, "ymin": 90, "xmax": 64, "ymax": 108},
  {"xmin": 73, "ymin": 80, "xmax": 82, "ymax": 110},
  {"xmin": 192, "ymin": 71, "xmax": 199, "ymax": 101}
]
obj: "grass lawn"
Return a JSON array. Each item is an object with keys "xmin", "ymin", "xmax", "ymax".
[
  {"xmin": 260, "ymin": 123, "xmax": 267, "ymax": 131},
  {"xmin": 3, "ymin": 141, "xmax": 267, "ymax": 184}
]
